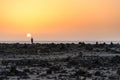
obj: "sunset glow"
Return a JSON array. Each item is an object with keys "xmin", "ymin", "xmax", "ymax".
[
  {"xmin": 27, "ymin": 33, "xmax": 31, "ymax": 38},
  {"xmin": 0, "ymin": 0, "xmax": 120, "ymax": 41}
]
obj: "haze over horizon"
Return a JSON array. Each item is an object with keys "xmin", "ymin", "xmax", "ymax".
[{"xmin": 0, "ymin": 0, "xmax": 120, "ymax": 41}]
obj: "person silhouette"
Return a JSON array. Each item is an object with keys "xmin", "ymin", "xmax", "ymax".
[{"xmin": 31, "ymin": 37, "xmax": 34, "ymax": 44}]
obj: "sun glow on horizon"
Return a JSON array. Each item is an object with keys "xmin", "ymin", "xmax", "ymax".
[{"xmin": 27, "ymin": 33, "xmax": 32, "ymax": 38}]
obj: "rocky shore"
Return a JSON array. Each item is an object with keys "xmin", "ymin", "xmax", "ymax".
[{"xmin": 0, "ymin": 42, "xmax": 120, "ymax": 80}]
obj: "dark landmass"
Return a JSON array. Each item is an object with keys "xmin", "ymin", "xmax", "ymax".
[{"xmin": 0, "ymin": 42, "xmax": 120, "ymax": 80}]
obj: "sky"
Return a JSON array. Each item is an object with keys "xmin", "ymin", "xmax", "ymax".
[{"xmin": 0, "ymin": 0, "xmax": 120, "ymax": 41}]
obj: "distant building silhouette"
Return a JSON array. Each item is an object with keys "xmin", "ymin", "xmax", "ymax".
[{"xmin": 31, "ymin": 37, "xmax": 34, "ymax": 44}]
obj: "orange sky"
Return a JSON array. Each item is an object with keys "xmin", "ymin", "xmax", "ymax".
[{"xmin": 0, "ymin": 0, "xmax": 120, "ymax": 41}]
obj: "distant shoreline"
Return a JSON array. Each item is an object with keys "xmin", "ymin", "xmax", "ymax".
[{"xmin": 0, "ymin": 41, "xmax": 120, "ymax": 44}]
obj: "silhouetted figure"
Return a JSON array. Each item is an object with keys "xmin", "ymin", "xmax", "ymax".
[{"xmin": 31, "ymin": 37, "xmax": 34, "ymax": 44}]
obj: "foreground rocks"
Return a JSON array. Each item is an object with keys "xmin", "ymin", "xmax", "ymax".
[{"xmin": 0, "ymin": 42, "xmax": 120, "ymax": 80}]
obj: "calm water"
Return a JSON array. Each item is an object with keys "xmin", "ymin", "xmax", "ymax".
[{"xmin": 0, "ymin": 41, "xmax": 120, "ymax": 44}]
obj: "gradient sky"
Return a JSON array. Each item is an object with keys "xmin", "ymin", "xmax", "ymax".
[{"xmin": 0, "ymin": 0, "xmax": 120, "ymax": 41}]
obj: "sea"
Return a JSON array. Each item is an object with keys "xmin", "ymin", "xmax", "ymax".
[{"xmin": 0, "ymin": 41, "xmax": 120, "ymax": 44}]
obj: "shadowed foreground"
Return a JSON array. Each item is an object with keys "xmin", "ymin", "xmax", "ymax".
[{"xmin": 0, "ymin": 42, "xmax": 120, "ymax": 80}]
